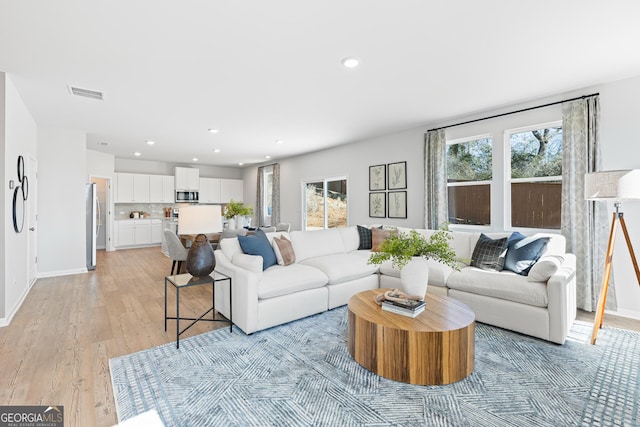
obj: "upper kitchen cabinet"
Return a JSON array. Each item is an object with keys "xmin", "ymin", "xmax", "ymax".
[
  {"xmin": 175, "ymin": 167, "xmax": 200, "ymax": 190},
  {"xmin": 199, "ymin": 177, "xmax": 221, "ymax": 204},
  {"xmin": 220, "ymin": 179, "xmax": 243, "ymax": 203},
  {"xmin": 116, "ymin": 173, "xmax": 150, "ymax": 203},
  {"xmin": 149, "ymin": 174, "xmax": 175, "ymax": 203}
]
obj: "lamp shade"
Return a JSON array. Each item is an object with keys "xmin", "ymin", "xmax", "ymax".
[
  {"xmin": 178, "ymin": 205, "xmax": 223, "ymax": 234},
  {"xmin": 584, "ymin": 170, "xmax": 640, "ymax": 201}
]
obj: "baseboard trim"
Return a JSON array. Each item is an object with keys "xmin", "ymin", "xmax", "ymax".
[
  {"xmin": 37, "ymin": 268, "xmax": 88, "ymax": 279},
  {"xmin": 607, "ymin": 308, "xmax": 640, "ymax": 321},
  {"xmin": 0, "ymin": 278, "xmax": 38, "ymax": 327}
]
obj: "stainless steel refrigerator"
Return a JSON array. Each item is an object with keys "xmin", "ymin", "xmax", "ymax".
[{"xmin": 86, "ymin": 183, "xmax": 98, "ymax": 270}]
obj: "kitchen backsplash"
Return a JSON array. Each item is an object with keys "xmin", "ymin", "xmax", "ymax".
[{"xmin": 114, "ymin": 203, "xmax": 176, "ymax": 220}]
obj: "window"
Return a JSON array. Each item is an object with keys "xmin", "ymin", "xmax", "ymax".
[
  {"xmin": 446, "ymin": 136, "xmax": 492, "ymax": 226},
  {"xmin": 303, "ymin": 177, "xmax": 347, "ymax": 230},
  {"xmin": 507, "ymin": 122, "xmax": 562, "ymax": 229},
  {"xmin": 263, "ymin": 169, "xmax": 273, "ymax": 218}
]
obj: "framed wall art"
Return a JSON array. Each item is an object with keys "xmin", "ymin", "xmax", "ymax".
[
  {"xmin": 369, "ymin": 164, "xmax": 386, "ymax": 191},
  {"xmin": 388, "ymin": 191, "xmax": 407, "ymax": 219},
  {"xmin": 369, "ymin": 192, "xmax": 386, "ymax": 218},
  {"xmin": 388, "ymin": 161, "xmax": 407, "ymax": 190}
]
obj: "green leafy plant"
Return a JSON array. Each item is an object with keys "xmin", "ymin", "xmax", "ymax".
[
  {"xmin": 223, "ymin": 200, "xmax": 254, "ymax": 219},
  {"xmin": 367, "ymin": 227, "xmax": 460, "ymax": 270}
]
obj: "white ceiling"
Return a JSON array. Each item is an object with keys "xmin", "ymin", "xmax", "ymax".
[{"xmin": 2, "ymin": 1, "xmax": 640, "ymax": 167}]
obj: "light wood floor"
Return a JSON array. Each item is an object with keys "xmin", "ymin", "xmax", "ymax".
[
  {"xmin": 1, "ymin": 247, "xmax": 639, "ymax": 426},
  {"xmin": 0, "ymin": 247, "xmax": 227, "ymax": 427}
]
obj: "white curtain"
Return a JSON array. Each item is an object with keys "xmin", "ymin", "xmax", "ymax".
[
  {"xmin": 561, "ymin": 96, "xmax": 611, "ymax": 311},
  {"xmin": 424, "ymin": 129, "xmax": 448, "ymax": 229}
]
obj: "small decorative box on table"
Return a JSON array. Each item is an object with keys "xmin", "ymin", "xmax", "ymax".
[
  {"xmin": 164, "ymin": 271, "xmax": 232, "ymax": 348},
  {"xmin": 348, "ymin": 288, "xmax": 475, "ymax": 385}
]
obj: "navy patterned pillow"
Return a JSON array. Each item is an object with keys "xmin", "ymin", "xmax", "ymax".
[
  {"xmin": 503, "ymin": 232, "xmax": 550, "ymax": 275},
  {"xmin": 471, "ymin": 234, "xmax": 508, "ymax": 271},
  {"xmin": 357, "ymin": 225, "xmax": 372, "ymax": 250}
]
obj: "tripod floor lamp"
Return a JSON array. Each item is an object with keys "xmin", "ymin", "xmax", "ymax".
[{"xmin": 585, "ymin": 170, "xmax": 640, "ymax": 345}]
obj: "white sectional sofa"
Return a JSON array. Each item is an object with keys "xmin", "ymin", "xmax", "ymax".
[{"xmin": 213, "ymin": 226, "xmax": 577, "ymax": 344}]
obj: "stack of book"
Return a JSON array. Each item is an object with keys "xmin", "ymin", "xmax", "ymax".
[{"xmin": 381, "ymin": 298, "xmax": 426, "ymax": 318}]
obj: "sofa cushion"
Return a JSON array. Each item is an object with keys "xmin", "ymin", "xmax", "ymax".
[
  {"xmin": 258, "ymin": 264, "xmax": 329, "ymax": 299},
  {"xmin": 356, "ymin": 225, "xmax": 373, "ymax": 250},
  {"xmin": 504, "ymin": 232, "xmax": 550, "ymax": 275},
  {"xmin": 272, "ymin": 235, "xmax": 296, "ymax": 266},
  {"xmin": 339, "ymin": 226, "xmax": 360, "ymax": 252},
  {"xmin": 220, "ymin": 236, "xmax": 243, "ymax": 261},
  {"xmin": 290, "ymin": 229, "xmax": 346, "ymax": 262},
  {"xmin": 447, "ymin": 267, "xmax": 548, "ymax": 307},
  {"xmin": 471, "ymin": 233, "xmax": 508, "ymax": 271},
  {"xmin": 300, "ymin": 254, "xmax": 378, "ymax": 285},
  {"xmin": 238, "ymin": 230, "xmax": 278, "ymax": 270}
]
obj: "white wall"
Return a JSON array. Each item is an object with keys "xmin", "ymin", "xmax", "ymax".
[
  {"xmin": 599, "ymin": 75, "xmax": 640, "ymax": 319},
  {"xmin": 1, "ymin": 73, "xmax": 38, "ymax": 324},
  {"xmin": 38, "ymin": 128, "xmax": 87, "ymax": 276}
]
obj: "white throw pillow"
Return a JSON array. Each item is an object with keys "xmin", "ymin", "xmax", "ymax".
[{"xmin": 528, "ymin": 255, "xmax": 563, "ymax": 282}]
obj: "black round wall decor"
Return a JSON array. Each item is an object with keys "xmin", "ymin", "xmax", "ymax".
[
  {"xmin": 21, "ymin": 175, "xmax": 29, "ymax": 201},
  {"xmin": 13, "ymin": 186, "xmax": 24, "ymax": 233},
  {"xmin": 17, "ymin": 155, "xmax": 24, "ymax": 182}
]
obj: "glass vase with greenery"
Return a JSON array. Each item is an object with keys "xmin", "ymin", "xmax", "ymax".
[{"xmin": 223, "ymin": 200, "xmax": 254, "ymax": 220}]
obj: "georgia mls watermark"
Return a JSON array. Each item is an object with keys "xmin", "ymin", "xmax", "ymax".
[{"xmin": 0, "ymin": 406, "xmax": 63, "ymax": 427}]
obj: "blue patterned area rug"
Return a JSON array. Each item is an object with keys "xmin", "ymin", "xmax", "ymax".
[{"xmin": 110, "ymin": 307, "xmax": 639, "ymax": 426}]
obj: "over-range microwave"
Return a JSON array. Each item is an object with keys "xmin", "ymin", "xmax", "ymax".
[{"xmin": 175, "ymin": 191, "xmax": 199, "ymax": 203}]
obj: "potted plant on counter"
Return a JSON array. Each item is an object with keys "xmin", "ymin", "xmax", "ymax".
[
  {"xmin": 368, "ymin": 227, "xmax": 459, "ymax": 300},
  {"xmin": 223, "ymin": 200, "xmax": 254, "ymax": 230}
]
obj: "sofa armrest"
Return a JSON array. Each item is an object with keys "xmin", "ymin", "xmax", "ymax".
[
  {"xmin": 547, "ymin": 253, "xmax": 577, "ymax": 344},
  {"xmin": 214, "ymin": 249, "xmax": 262, "ymax": 334}
]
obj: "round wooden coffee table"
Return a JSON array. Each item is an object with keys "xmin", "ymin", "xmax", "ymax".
[{"xmin": 347, "ymin": 288, "xmax": 475, "ymax": 385}]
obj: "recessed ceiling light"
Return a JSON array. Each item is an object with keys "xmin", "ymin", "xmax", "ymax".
[
  {"xmin": 238, "ymin": 162, "xmax": 244, "ymax": 166},
  {"xmin": 146, "ymin": 140, "xmax": 155, "ymax": 145},
  {"xmin": 208, "ymin": 129, "xmax": 219, "ymax": 134},
  {"xmin": 275, "ymin": 139, "xmax": 284, "ymax": 144},
  {"xmin": 133, "ymin": 152, "xmax": 141, "ymax": 156},
  {"xmin": 192, "ymin": 158, "xmax": 199, "ymax": 162},
  {"xmin": 212, "ymin": 148, "xmax": 221, "ymax": 153},
  {"xmin": 265, "ymin": 155, "xmax": 271, "ymax": 159},
  {"xmin": 341, "ymin": 57, "xmax": 359, "ymax": 68}
]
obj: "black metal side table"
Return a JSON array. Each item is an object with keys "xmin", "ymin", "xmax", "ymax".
[{"xmin": 164, "ymin": 271, "xmax": 232, "ymax": 348}]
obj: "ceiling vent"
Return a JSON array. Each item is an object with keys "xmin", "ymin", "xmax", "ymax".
[{"xmin": 68, "ymin": 85, "xmax": 104, "ymax": 100}]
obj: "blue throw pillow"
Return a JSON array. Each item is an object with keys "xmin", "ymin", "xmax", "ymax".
[
  {"xmin": 504, "ymin": 232, "xmax": 550, "ymax": 275},
  {"xmin": 238, "ymin": 229, "xmax": 277, "ymax": 270}
]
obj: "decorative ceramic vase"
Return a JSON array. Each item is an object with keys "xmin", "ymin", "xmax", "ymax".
[
  {"xmin": 400, "ymin": 257, "xmax": 429, "ymax": 300},
  {"xmin": 186, "ymin": 234, "xmax": 216, "ymax": 278},
  {"xmin": 235, "ymin": 215, "xmax": 245, "ymax": 229},
  {"xmin": 226, "ymin": 218, "xmax": 236, "ymax": 230}
]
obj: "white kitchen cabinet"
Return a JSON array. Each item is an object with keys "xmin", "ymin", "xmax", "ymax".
[
  {"xmin": 116, "ymin": 221, "xmax": 136, "ymax": 246},
  {"xmin": 151, "ymin": 219, "xmax": 162, "ymax": 243},
  {"xmin": 149, "ymin": 175, "xmax": 175, "ymax": 203},
  {"xmin": 220, "ymin": 179, "xmax": 243, "ymax": 203},
  {"xmin": 135, "ymin": 221, "xmax": 152, "ymax": 244},
  {"xmin": 116, "ymin": 220, "xmax": 159, "ymax": 248},
  {"xmin": 133, "ymin": 174, "xmax": 150, "ymax": 202},
  {"xmin": 199, "ymin": 177, "xmax": 221, "ymax": 203},
  {"xmin": 175, "ymin": 167, "xmax": 200, "ymax": 190},
  {"xmin": 116, "ymin": 173, "xmax": 150, "ymax": 203},
  {"xmin": 116, "ymin": 173, "xmax": 134, "ymax": 203}
]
